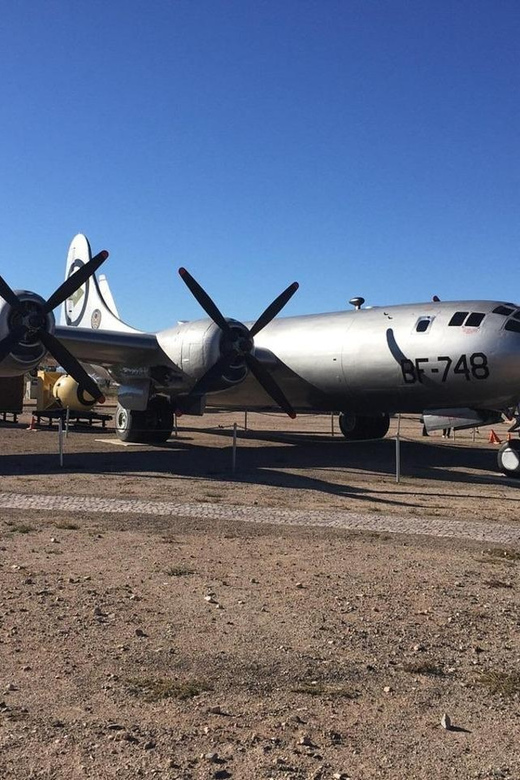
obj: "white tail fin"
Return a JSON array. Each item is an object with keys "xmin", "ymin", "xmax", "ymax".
[{"xmin": 60, "ymin": 234, "xmax": 140, "ymax": 333}]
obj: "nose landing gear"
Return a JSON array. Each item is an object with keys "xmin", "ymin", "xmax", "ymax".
[{"xmin": 497, "ymin": 439, "xmax": 520, "ymax": 478}]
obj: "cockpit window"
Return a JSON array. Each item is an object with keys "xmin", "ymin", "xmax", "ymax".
[
  {"xmin": 493, "ymin": 305, "xmax": 514, "ymax": 316},
  {"xmin": 512, "ymin": 310, "xmax": 520, "ymax": 321},
  {"xmin": 415, "ymin": 316, "xmax": 433, "ymax": 333},
  {"xmin": 505, "ymin": 319, "xmax": 520, "ymax": 334},
  {"xmin": 465, "ymin": 312, "xmax": 485, "ymax": 327},
  {"xmin": 448, "ymin": 311, "xmax": 468, "ymax": 326}
]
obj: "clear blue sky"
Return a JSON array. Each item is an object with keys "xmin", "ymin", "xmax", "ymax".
[{"xmin": 1, "ymin": 0, "xmax": 519, "ymax": 332}]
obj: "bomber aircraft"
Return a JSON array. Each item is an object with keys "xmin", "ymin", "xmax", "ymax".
[{"xmin": 1, "ymin": 234, "xmax": 520, "ymax": 477}]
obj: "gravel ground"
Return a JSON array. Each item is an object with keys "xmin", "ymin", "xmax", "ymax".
[{"xmin": 0, "ymin": 409, "xmax": 519, "ymax": 779}]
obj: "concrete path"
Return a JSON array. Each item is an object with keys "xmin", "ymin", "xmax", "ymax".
[{"xmin": 0, "ymin": 491, "xmax": 519, "ymax": 545}]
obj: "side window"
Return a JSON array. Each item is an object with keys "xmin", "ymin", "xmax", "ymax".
[
  {"xmin": 465, "ymin": 313, "xmax": 485, "ymax": 327},
  {"xmin": 448, "ymin": 311, "xmax": 468, "ymax": 326},
  {"xmin": 415, "ymin": 316, "xmax": 433, "ymax": 333},
  {"xmin": 505, "ymin": 320, "xmax": 520, "ymax": 334}
]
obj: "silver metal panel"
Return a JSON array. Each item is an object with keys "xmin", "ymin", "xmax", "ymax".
[
  {"xmin": 54, "ymin": 326, "xmax": 163, "ymax": 368},
  {"xmin": 211, "ymin": 300, "xmax": 520, "ymax": 413}
]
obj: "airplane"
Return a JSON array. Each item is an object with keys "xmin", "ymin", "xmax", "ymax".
[{"xmin": 1, "ymin": 233, "xmax": 520, "ymax": 478}]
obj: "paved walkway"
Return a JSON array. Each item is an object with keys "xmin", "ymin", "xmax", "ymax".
[{"xmin": 0, "ymin": 491, "xmax": 519, "ymax": 545}]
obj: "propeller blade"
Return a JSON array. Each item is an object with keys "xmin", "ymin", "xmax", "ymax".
[
  {"xmin": 187, "ymin": 354, "xmax": 233, "ymax": 399},
  {"xmin": 0, "ymin": 276, "xmax": 22, "ymax": 310},
  {"xmin": 39, "ymin": 331, "xmax": 105, "ymax": 402},
  {"xmin": 178, "ymin": 268, "xmax": 232, "ymax": 335},
  {"xmin": 249, "ymin": 282, "xmax": 299, "ymax": 338},
  {"xmin": 177, "ymin": 268, "xmax": 299, "ymax": 418},
  {"xmin": 0, "ymin": 327, "xmax": 25, "ymax": 363},
  {"xmin": 43, "ymin": 250, "xmax": 109, "ymax": 313},
  {"xmin": 245, "ymin": 353, "xmax": 296, "ymax": 418}
]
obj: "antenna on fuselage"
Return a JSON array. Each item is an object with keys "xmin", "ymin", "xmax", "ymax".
[{"xmin": 349, "ymin": 296, "xmax": 365, "ymax": 310}]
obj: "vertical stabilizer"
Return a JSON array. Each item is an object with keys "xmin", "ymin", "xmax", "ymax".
[{"xmin": 60, "ymin": 234, "xmax": 140, "ymax": 333}]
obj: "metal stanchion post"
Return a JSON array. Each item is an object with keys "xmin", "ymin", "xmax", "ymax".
[
  {"xmin": 65, "ymin": 406, "xmax": 70, "ymax": 438},
  {"xmin": 244, "ymin": 410, "xmax": 248, "ymax": 432},
  {"xmin": 331, "ymin": 412, "xmax": 334, "ymax": 437},
  {"xmin": 174, "ymin": 413, "xmax": 178, "ymax": 438},
  {"xmin": 58, "ymin": 417, "xmax": 64, "ymax": 467},
  {"xmin": 232, "ymin": 422, "xmax": 237, "ymax": 473},
  {"xmin": 395, "ymin": 413, "xmax": 401, "ymax": 483}
]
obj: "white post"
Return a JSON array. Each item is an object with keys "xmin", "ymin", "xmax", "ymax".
[
  {"xmin": 65, "ymin": 406, "xmax": 70, "ymax": 438},
  {"xmin": 58, "ymin": 417, "xmax": 64, "ymax": 467},
  {"xmin": 395, "ymin": 413, "xmax": 401, "ymax": 483},
  {"xmin": 232, "ymin": 422, "xmax": 237, "ymax": 473},
  {"xmin": 331, "ymin": 412, "xmax": 335, "ymax": 437}
]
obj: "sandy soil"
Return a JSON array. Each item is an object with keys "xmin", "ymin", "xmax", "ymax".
[{"xmin": 0, "ymin": 408, "xmax": 519, "ymax": 779}]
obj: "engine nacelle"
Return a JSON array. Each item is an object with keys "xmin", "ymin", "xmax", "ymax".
[
  {"xmin": 0, "ymin": 291, "xmax": 54, "ymax": 376},
  {"xmin": 52, "ymin": 374, "xmax": 97, "ymax": 411},
  {"xmin": 157, "ymin": 318, "xmax": 249, "ymax": 390}
]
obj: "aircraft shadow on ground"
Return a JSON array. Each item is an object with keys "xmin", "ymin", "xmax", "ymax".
[{"xmin": 1, "ymin": 428, "xmax": 517, "ymax": 507}]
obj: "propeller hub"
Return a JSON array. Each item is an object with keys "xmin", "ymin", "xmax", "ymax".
[
  {"xmin": 221, "ymin": 323, "xmax": 254, "ymax": 360},
  {"xmin": 218, "ymin": 323, "xmax": 251, "ymax": 384},
  {"xmin": 1, "ymin": 292, "xmax": 53, "ymax": 366},
  {"xmin": 8, "ymin": 299, "xmax": 48, "ymax": 344}
]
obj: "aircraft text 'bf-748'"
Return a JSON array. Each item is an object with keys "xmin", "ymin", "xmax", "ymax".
[{"xmin": 1, "ymin": 234, "xmax": 520, "ymax": 477}]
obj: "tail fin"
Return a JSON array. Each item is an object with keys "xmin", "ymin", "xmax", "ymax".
[{"xmin": 60, "ymin": 234, "xmax": 140, "ymax": 333}]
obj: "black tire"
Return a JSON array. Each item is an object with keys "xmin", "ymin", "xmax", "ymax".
[
  {"xmin": 115, "ymin": 404, "xmax": 148, "ymax": 443},
  {"xmin": 338, "ymin": 412, "xmax": 390, "ymax": 441},
  {"xmin": 497, "ymin": 439, "xmax": 520, "ymax": 478},
  {"xmin": 145, "ymin": 395, "xmax": 173, "ymax": 443},
  {"xmin": 115, "ymin": 397, "xmax": 173, "ymax": 443}
]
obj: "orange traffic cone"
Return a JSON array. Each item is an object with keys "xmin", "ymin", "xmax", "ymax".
[
  {"xmin": 488, "ymin": 430, "xmax": 501, "ymax": 444},
  {"xmin": 26, "ymin": 415, "xmax": 37, "ymax": 431}
]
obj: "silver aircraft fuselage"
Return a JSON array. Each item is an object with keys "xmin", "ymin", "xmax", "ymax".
[{"xmin": 210, "ymin": 300, "xmax": 520, "ymax": 414}]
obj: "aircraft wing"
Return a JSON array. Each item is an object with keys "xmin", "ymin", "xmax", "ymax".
[{"xmin": 53, "ymin": 325, "xmax": 164, "ymax": 369}]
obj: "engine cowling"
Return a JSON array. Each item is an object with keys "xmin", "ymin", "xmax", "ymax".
[
  {"xmin": 157, "ymin": 318, "xmax": 249, "ymax": 391},
  {"xmin": 0, "ymin": 292, "xmax": 54, "ymax": 376}
]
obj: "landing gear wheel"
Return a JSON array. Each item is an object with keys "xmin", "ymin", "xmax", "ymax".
[
  {"xmin": 145, "ymin": 395, "xmax": 173, "ymax": 443},
  {"xmin": 497, "ymin": 439, "xmax": 520, "ymax": 478},
  {"xmin": 115, "ymin": 404, "xmax": 147, "ymax": 443},
  {"xmin": 371, "ymin": 414, "xmax": 391, "ymax": 439},
  {"xmin": 115, "ymin": 397, "xmax": 174, "ymax": 443},
  {"xmin": 338, "ymin": 412, "xmax": 390, "ymax": 441}
]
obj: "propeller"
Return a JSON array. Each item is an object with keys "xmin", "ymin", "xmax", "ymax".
[
  {"xmin": 178, "ymin": 268, "xmax": 298, "ymax": 418},
  {"xmin": 0, "ymin": 249, "xmax": 109, "ymax": 402}
]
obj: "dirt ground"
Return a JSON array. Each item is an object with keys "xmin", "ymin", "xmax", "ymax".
[{"xmin": 1, "ymin": 408, "xmax": 519, "ymax": 779}]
